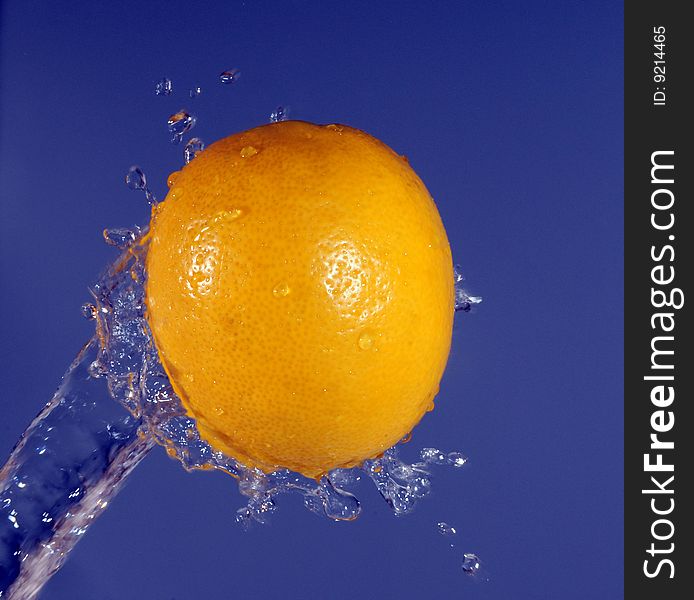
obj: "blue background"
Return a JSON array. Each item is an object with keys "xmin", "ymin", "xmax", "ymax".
[{"xmin": 0, "ymin": 1, "xmax": 623, "ymax": 598}]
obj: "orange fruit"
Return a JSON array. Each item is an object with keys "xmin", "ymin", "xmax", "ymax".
[{"xmin": 145, "ymin": 121, "xmax": 454, "ymax": 479}]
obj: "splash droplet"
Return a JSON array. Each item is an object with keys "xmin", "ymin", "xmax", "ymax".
[
  {"xmin": 125, "ymin": 167, "xmax": 156, "ymax": 204},
  {"xmin": 167, "ymin": 110, "xmax": 196, "ymax": 145},
  {"xmin": 240, "ymin": 145, "xmax": 258, "ymax": 158},
  {"xmin": 420, "ymin": 447, "xmax": 447, "ymax": 466},
  {"xmin": 81, "ymin": 303, "xmax": 97, "ymax": 320},
  {"xmin": 437, "ymin": 522, "xmax": 457, "ymax": 536},
  {"xmin": 125, "ymin": 166, "xmax": 147, "ymax": 190},
  {"xmin": 220, "ymin": 68, "xmax": 240, "ymax": 84},
  {"xmin": 273, "ymin": 282, "xmax": 291, "ymax": 298},
  {"xmin": 155, "ymin": 77, "xmax": 172, "ymax": 96},
  {"xmin": 453, "ymin": 265, "xmax": 482, "ymax": 312},
  {"xmin": 358, "ymin": 331, "xmax": 374, "ymax": 350},
  {"xmin": 103, "ymin": 228, "xmax": 138, "ymax": 249},
  {"xmin": 189, "ymin": 86, "xmax": 202, "ymax": 98},
  {"xmin": 270, "ymin": 106, "xmax": 289, "ymax": 122},
  {"xmin": 462, "ymin": 553, "xmax": 481, "ymax": 575},
  {"xmin": 184, "ymin": 137, "xmax": 205, "ymax": 164},
  {"xmin": 447, "ymin": 452, "xmax": 468, "ymax": 468}
]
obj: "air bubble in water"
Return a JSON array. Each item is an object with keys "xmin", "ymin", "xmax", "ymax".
[
  {"xmin": 270, "ymin": 106, "xmax": 289, "ymax": 122},
  {"xmin": 184, "ymin": 137, "xmax": 205, "ymax": 164},
  {"xmin": 167, "ymin": 110, "xmax": 196, "ymax": 145},
  {"xmin": 155, "ymin": 77, "xmax": 172, "ymax": 96},
  {"xmin": 220, "ymin": 68, "xmax": 240, "ymax": 84}
]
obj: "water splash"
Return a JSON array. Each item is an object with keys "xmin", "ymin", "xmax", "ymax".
[
  {"xmin": 454, "ymin": 265, "xmax": 482, "ymax": 312},
  {"xmin": 270, "ymin": 106, "xmax": 289, "ymax": 122},
  {"xmin": 154, "ymin": 77, "xmax": 172, "ymax": 96},
  {"xmin": 81, "ymin": 233, "xmax": 468, "ymax": 527},
  {"xmin": 219, "ymin": 69, "xmax": 240, "ymax": 84},
  {"xmin": 167, "ymin": 110, "xmax": 196, "ymax": 145},
  {"xmin": 0, "ymin": 213, "xmax": 479, "ymax": 596},
  {"xmin": 125, "ymin": 166, "xmax": 156, "ymax": 204}
]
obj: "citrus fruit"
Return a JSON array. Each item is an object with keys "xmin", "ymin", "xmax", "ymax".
[{"xmin": 145, "ymin": 120, "xmax": 454, "ymax": 478}]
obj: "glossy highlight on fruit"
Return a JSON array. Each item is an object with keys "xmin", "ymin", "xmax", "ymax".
[{"xmin": 145, "ymin": 120, "xmax": 454, "ymax": 478}]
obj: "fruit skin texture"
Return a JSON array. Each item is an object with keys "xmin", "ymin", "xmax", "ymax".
[{"xmin": 145, "ymin": 121, "xmax": 454, "ymax": 479}]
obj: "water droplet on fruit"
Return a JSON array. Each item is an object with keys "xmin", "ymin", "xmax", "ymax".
[
  {"xmin": 358, "ymin": 331, "xmax": 374, "ymax": 350},
  {"xmin": 220, "ymin": 68, "xmax": 240, "ymax": 84},
  {"xmin": 240, "ymin": 145, "xmax": 258, "ymax": 158},
  {"xmin": 273, "ymin": 282, "xmax": 291, "ymax": 298},
  {"xmin": 214, "ymin": 406, "xmax": 225, "ymax": 416},
  {"xmin": 155, "ymin": 77, "xmax": 172, "ymax": 96},
  {"xmin": 167, "ymin": 171, "xmax": 181, "ymax": 188}
]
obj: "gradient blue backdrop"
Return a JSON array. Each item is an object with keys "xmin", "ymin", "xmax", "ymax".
[{"xmin": 0, "ymin": 1, "xmax": 623, "ymax": 598}]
